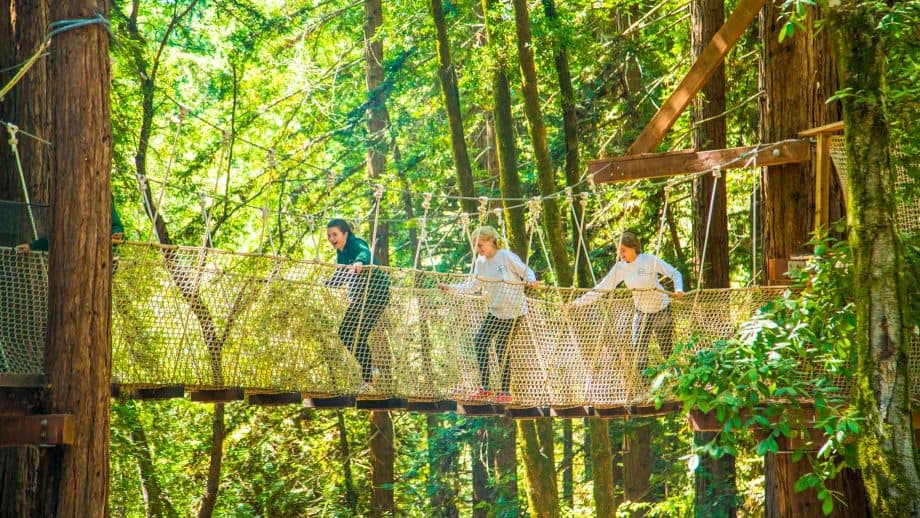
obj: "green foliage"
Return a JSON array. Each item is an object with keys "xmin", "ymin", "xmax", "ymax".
[{"xmin": 652, "ymin": 234, "xmax": 863, "ymax": 515}]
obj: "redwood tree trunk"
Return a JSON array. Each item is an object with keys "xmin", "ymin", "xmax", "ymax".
[
  {"xmin": 824, "ymin": 1, "xmax": 920, "ymax": 514},
  {"xmin": 37, "ymin": 1, "xmax": 113, "ymax": 515},
  {"xmin": 429, "ymin": 0, "xmax": 476, "ymax": 214},
  {"xmin": 519, "ymin": 419, "xmax": 559, "ymax": 518},
  {"xmin": 370, "ymin": 410, "xmax": 396, "ymax": 515},
  {"xmin": 197, "ymin": 404, "xmax": 225, "ymax": 518}
]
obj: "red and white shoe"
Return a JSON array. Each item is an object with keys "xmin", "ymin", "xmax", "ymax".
[
  {"xmin": 469, "ymin": 388, "xmax": 493, "ymax": 401},
  {"xmin": 495, "ymin": 391, "xmax": 512, "ymax": 404}
]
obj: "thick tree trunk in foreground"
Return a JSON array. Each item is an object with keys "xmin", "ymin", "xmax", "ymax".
[
  {"xmin": 36, "ymin": 1, "xmax": 113, "ymax": 515},
  {"xmin": 622, "ymin": 423, "xmax": 652, "ymax": 504},
  {"xmin": 370, "ymin": 410, "xmax": 396, "ymax": 515},
  {"xmin": 760, "ymin": 0, "xmax": 840, "ymax": 268},
  {"xmin": 519, "ymin": 419, "xmax": 559, "ymax": 518},
  {"xmin": 429, "ymin": 0, "xmax": 476, "ymax": 214},
  {"xmin": 824, "ymin": 1, "xmax": 920, "ymax": 514}
]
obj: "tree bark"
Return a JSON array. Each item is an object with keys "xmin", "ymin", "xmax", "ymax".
[
  {"xmin": 519, "ymin": 419, "xmax": 559, "ymax": 518},
  {"xmin": 759, "ymin": 0, "xmax": 840, "ymax": 269},
  {"xmin": 336, "ymin": 410, "xmax": 359, "ymax": 513},
  {"xmin": 824, "ymin": 1, "xmax": 920, "ymax": 514},
  {"xmin": 364, "ymin": 0, "xmax": 390, "ymax": 265},
  {"xmin": 690, "ymin": 0, "xmax": 735, "ymax": 514},
  {"xmin": 427, "ymin": 415, "xmax": 459, "ymax": 517},
  {"xmin": 764, "ymin": 454, "xmax": 869, "ymax": 517},
  {"xmin": 588, "ymin": 419, "xmax": 617, "ymax": 517},
  {"xmin": 470, "ymin": 419, "xmax": 493, "ymax": 518},
  {"xmin": 370, "ymin": 410, "xmax": 396, "ymax": 515},
  {"xmin": 482, "ymin": 0, "xmax": 526, "ymax": 258},
  {"xmin": 36, "ymin": 1, "xmax": 113, "ymax": 515},
  {"xmin": 561, "ymin": 420, "xmax": 574, "ymax": 508},
  {"xmin": 511, "ymin": 0, "xmax": 572, "ymax": 286},
  {"xmin": 197, "ymin": 404, "xmax": 225, "ymax": 518},
  {"xmin": 0, "ymin": 0, "xmax": 51, "ymax": 201},
  {"xmin": 428, "ymin": 0, "xmax": 476, "ymax": 214},
  {"xmin": 622, "ymin": 423, "xmax": 651, "ymax": 504}
]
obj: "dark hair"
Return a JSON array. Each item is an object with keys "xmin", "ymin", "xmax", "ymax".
[
  {"xmin": 618, "ymin": 231, "xmax": 641, "ymax": 252},
  {"xmin": 327, "ymin": 218, "xmax": 352, "ymax": 235}
]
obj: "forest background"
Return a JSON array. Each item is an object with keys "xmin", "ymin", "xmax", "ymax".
[{"xmin": 1, "ymin": 0, "xmax": 918, "ymax": 516}]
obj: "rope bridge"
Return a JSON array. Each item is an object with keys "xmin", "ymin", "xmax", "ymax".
[{"xmin": 3, "ymin": 242, "xmax": 918, "ymax": 409}]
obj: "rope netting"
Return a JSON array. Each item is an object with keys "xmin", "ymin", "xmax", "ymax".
[
  {"xmin": 8, "ymin": 242, "xmax": 919, "ymax": 407},
  {"xmin": 829, "ymin": 135, "xmax": 920, "ymax": 234}
]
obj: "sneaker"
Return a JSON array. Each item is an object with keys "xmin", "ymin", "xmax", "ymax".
[
  {"xmin": 469, "ymin": 388, "xmax": 493, "ymax": 401},
  {"xmin": 356, "ymin": 382, "xmax": 376, "ymax": 394},
  {"xmin": 495, "ymin": 391, "xmax": 512, "ymax": 404}
]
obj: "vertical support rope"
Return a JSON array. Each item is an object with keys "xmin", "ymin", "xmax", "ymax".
[
  {"xmin": 653, "ymin": 185, "xmax": 670, "ymax": 258},
  {"xmin": 696, "ymin": 167, "xmax": 721, "ymax": 292},
  {"xmin": 413, "ymin": 193, "xmax": 432, "ymax": 270},
  {"xmin": 151, "ymin": 108, "xmax": 187, "ymax": 232},
  {"xmin": 6, "ymin": 125, "xmax": 39, "ymax": 241}
]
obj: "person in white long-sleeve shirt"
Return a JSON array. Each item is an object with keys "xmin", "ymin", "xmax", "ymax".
[
  {"xmin": 570, "ymin": 231, "xmax": 683, "ymax": 371},
  {"xmin": 438, "ymin": 226, "xmax": 538, "ymax": 402}
]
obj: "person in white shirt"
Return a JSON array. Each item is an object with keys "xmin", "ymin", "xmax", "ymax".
[
  {"xmin": 438, "ymin": 226, "xmax": 539, "ymax": 402},
  {"xmin": 570, "ymin": 231, "xmax": 683, "ymax": 371}
]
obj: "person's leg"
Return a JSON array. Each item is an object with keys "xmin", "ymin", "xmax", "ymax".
[
  {"xmin": 339, "ymin": 300, "xmax": 373, "ymax": 383},
  {"xmin": 633, "ymin": 310, "xmax": 653, "ymax": 374},
  {"xmin": 353, "ymin": 288, "xmax": 390, "ymax": 383},
  {"xmin": 474, "ymin": 314, "xmax": 499, "ymax": 391},
  {"xmin": 493, "ymin": 316, "xmax": 519, "ymax": 394},
  {"xmin": 652, "ymin": 306, "xmax": 675, "ymax": 360}
]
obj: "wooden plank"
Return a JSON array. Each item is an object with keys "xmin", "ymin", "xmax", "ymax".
[
  {"xmin": 189, "ymin": 388, "xmax": 245, "ymax": 403},
  {"xmin": 0, "ymin": 374, "xmax": 45, "ymax": 388},
  {"xmin": 303, "ymin": 395, "xmax": 355, "ymax": 408},
  {"xmin": 550, "ymin": 406, "xmax": 596, "ymax": 418},
  {"xmin": 355, "ymin": 398, "xmax": 407, "ymax": 411},
  {"xmin": 456, "ymin": 403, "xmax": 505, "ymax": 416},
  {"xmin": 814, "ymin": 134, "xmax": 832, "ymax": 231},
  {"xmin": 595, "ymin": 402, "xmax": 681, "ymax": 419},
  {"xmin": 590, "ymin": 140, "xmax": 811, "ymax": 183},
  {"xmin": 406, "ymin": 400, "xmax": 457, "ymax": 413},
  {"xmin": 130, "ymin": 385, "xmax": 185, "ymax": 401},
  {"xmin": 0, "ymin": 388, "xmax": 42, "ymax": 415},
  {"xmin": 247, "ymin": 392, "xmax": 303, "ymax": 406},
  {"xmin": 506, "ymin": 406, "xmax": 552, "ymax": 419},
  {"xmin": 0, "ymin": 414, "xmax": 74, "ymax": 447},
  {"xmin": 627, "ymin": 0, "xmax": 767, "ymax": 154},
  {"xmin": 797, "ymin": 121, "xmax": 844, "ymax": 137},
  {"xmin": 690, "ymin": 405, "xmax": 820, "ymax": 432}
]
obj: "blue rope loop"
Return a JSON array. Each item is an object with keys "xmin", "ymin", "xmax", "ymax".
[{"xmin": 49, "ymin": 14, "xmax": 112, "ymax": 38}]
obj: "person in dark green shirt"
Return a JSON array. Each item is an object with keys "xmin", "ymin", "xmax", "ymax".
[
  {"xmin": 16, "ymin": 202, "xmax": 124, "ymax": 253},
  {"xmin": 325, "ymin": 218, "xmax": 390, "ymax": 389}
]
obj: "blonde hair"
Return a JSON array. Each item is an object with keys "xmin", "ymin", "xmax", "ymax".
[{"xmin": 472, "ymin": 226, "xmax": 504, "ymax": 249}]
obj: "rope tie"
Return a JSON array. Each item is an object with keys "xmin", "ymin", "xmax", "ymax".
[
  {"xmin": 477, "ymin": 196, "xmax": 489, "ymax": 224},
  {"xmin": 414, "ymin": 193, "xmax": 432, "ymax": 270}
]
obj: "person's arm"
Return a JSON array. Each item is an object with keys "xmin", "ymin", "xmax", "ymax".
[
  {"xmin": 111, "ymin": 204, "xmax": 125, "ymax": 241},
  {"xmin": 503, "ymin": 250, "xmax": 537, "ymax": 285},
  {"xmin": 439, "ymin": 259, "xmax": 482, "ymax": 294},
  {"xmin": 571, "ymin": 264, "xmax": 621, "ymax": 306},
  {"xmin": 325, "ymin": 266, "xmax": 353, "ymax": 288},
  {"xmin": 654, "ymin": 256, "xmax": 684, "ymax": 293},
  {"xmin": 350, "ymin": 238, "xmax": 373, "ymax": 266}
]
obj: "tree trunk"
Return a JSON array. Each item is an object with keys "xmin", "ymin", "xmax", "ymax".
[
  {"xmin": 482, "ymin": 0, "xmax": 526, "ymax": 258},
  {"xmin": 429, "ymin": 0, "xmax": 476, "ymax": 214},
  {"xmin": 511, "ymin": 0, "xmax": 572, "ymax": 286},
  {"xmin": 561, "ymin": 420, "xmax": 574, "ymax": 508},
  {"xmin": 690, "ymin": 0, "xmax": 735, "ymax": 514},
  {"xmin": 622, "ymin": 423, "xmax": 651, "ymax": 504},
  {"xmin": 35, "ymin": 1, "xmax": 113, "ymax": 515},
  {"xmin": 492, "ymin": 417, "xmax": 519, "ymax": 515},
  {"xmin": 470, "ymin": 419, "xmax": 494, "ymax": 518},
  {"xmin": 364, "ymin": 0, "xmax": 390, "ymax": 266},
  {"xmin": 519, "ymin": 419, "xmax": 559, "ymax": 518},
  {"xmin": 541, "ymin": 0, "xmax": 592, "ymax": 289},
  {"xmin": 114, "ymin": 402, "xmax": 178, "ymax": 518},
  {"xmin": 764, "ymin": 454, "xmax": 869, "ymax": 517},
  {"xmin": 427, "ymin": 415, "xmax": 459, "ymax": 517},
  {"xmin": 0, "ymin": 2, "xmax": 51, "ymax": 515},
  {"xmin": 370, "ymin": 410, "xmax": 395, "ymax": 515},
  {"xmin": 197, "ymin": 404, "xmax": 225, "ymax": 518},
  {"xmin": 336, "ymin": 411, "xmax": 359, "ymax": 513},
  {"xmin": 589, "ymin": 419, "xmax": 617, "ymax": 516},
  {"xmin": 0, "ymin": 0, "xmax": 51, "ymax": 201},
  {"xmin": 759, "ymin": 0, "xmax": 840, "ymax": 272},
  {"xmin": 824, "ymin": 1, "xmax": 920, "ymax": 514}
]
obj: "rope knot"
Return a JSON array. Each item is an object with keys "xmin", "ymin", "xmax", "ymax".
[
  {"xmin": 422, "ymin": 192, "xmax": 432, "ymax": 209},
  {"xmin": 5, "ymin": 123, "xmax": 19, "ymax": 147},
  {"xmin": 373, "ymin": 183, "xmax": 384, "ymax": 199},
  {"xmin": 587, "ymin": 173, "xmax": 597, "ymax": 191},
  {"xmin": 711, "ymin": 166, "xmax": 722, "ymax": 179}
]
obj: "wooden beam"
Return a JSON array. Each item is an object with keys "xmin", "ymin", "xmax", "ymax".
[
  {"xmin": 406, "ymin": 399, "xmax": 457, "ymax": 413},
  {"xmin": 189, "ymin": 388, "xmax": 245, "ymax": 403},
  {"xmin": 355, "ymin": 398, "xmax": 407, "ymax": 411},
  {"xmin": 814, "ymin": 134, "xmax": 832, "ymax": 231},
  {"xmin": 456, "ymin": 402, "xmax": 505, "ymax": 416},
  {"xmin": 797, "ymin": 121, "xmax": 844, "ymax": 137},
  {"xmin": 303, "ymin": 395, "xmax": 354, "ymax": 408},
  {"xmin": 590, "ymin": 140, "xmax": 811, "ymax": 183},
  {"xmin": 0, "ymin": 414, "xmax": 74, "ymax": 447},
  {"xmin": 130, "ymin": 385, "xmax": 185, "ymax": 401},
  {"xmin": 550, "ymin": 406, "xmax": 596, "ymax": 418},
  {"xmin": 627, "ymin": 0, "xmax": 766, "ymax": 154},
  {"xmin": 506, "ymin": 406, "xmax": 552, "ymax": 419},
  {"xmin": 247, "ymin": 392, "xmax": 303, "ymax": 406},
  {"xmin": 0, "ymin": 374, "xmax": 45, "ymax": 388}
]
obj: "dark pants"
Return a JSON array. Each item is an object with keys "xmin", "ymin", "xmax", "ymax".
[
  {"xmin": 632, "ymin": 305, "xmax": 674, "ymax": 374},
  {"xmin": 339, "ymin": 273, "xmax": 390, "ymax": 383},
  {"xmin": 473, "ymin": 314, "xmax": 521, "ymax": 392}
]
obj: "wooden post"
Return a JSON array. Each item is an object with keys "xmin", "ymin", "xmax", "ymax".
[{"xmin": 798, "ymin": 122, "xmax": 844, "ymax": 232}]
